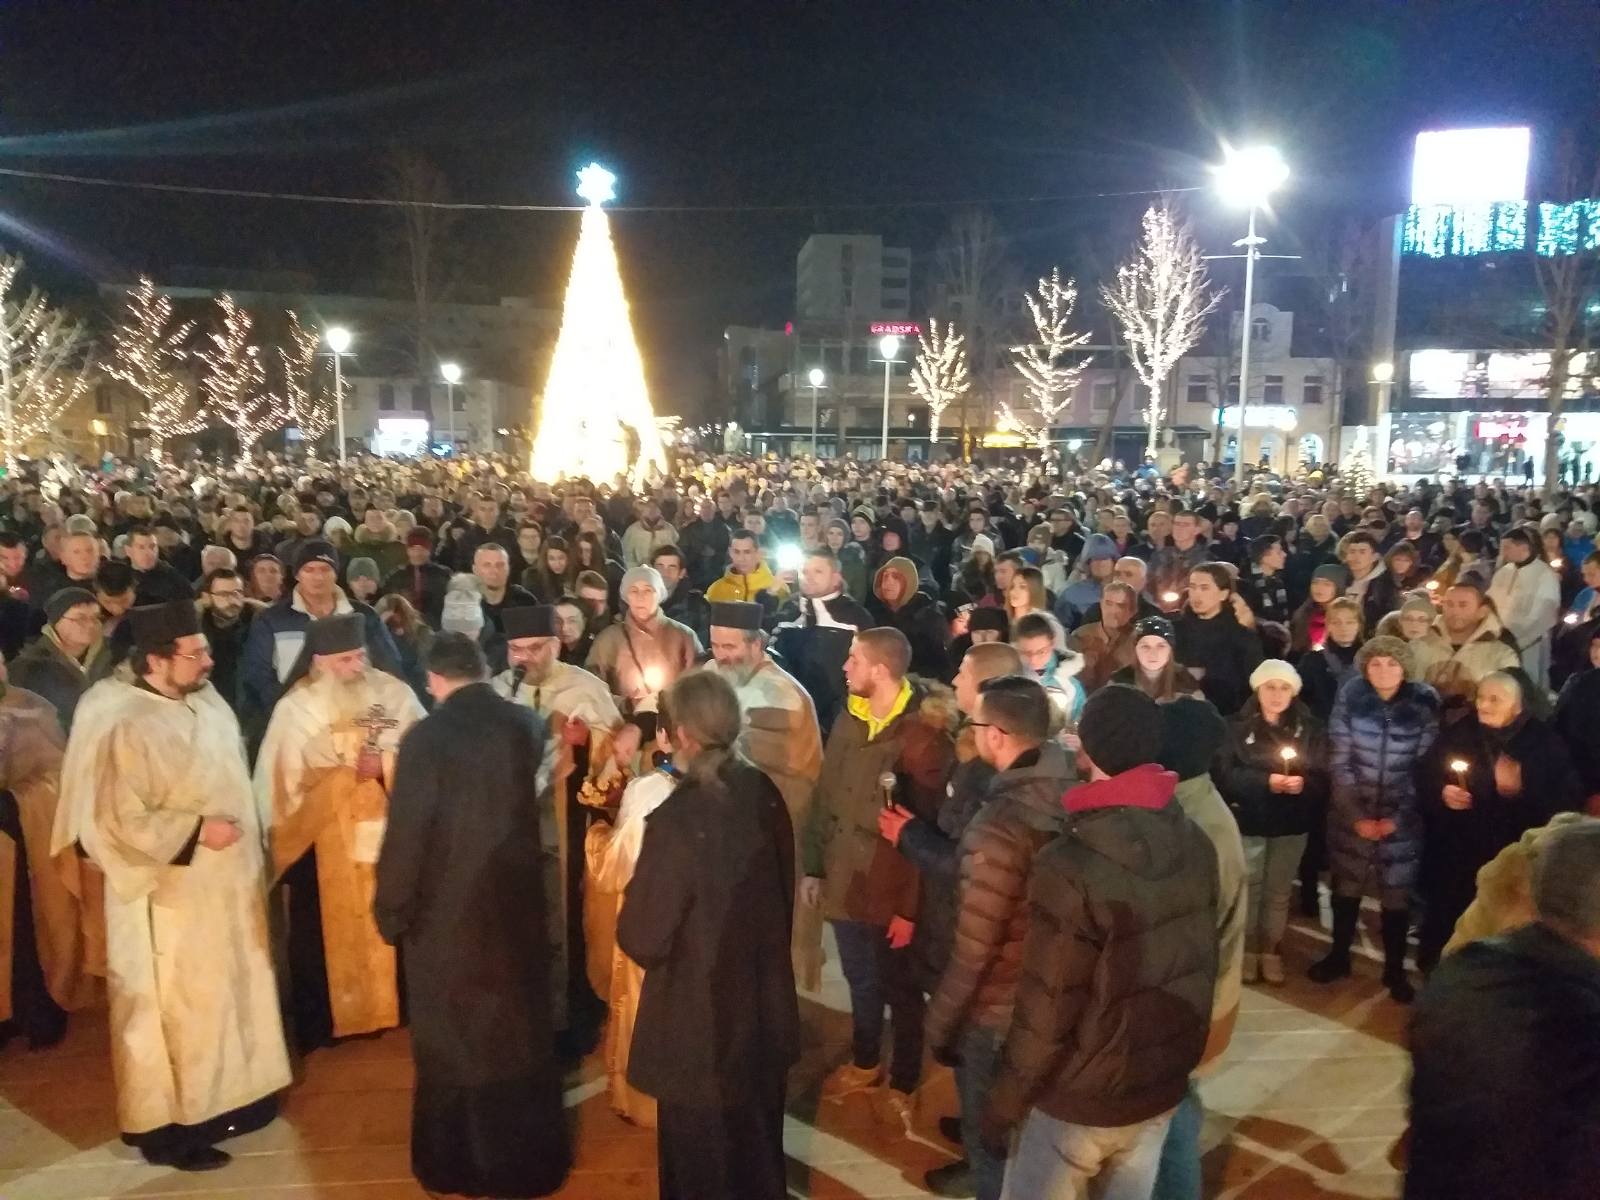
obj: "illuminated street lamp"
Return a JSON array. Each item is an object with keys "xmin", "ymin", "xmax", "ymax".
[
  {"xmin": 878, "ymin": 335, "xmax": 901, "ymax": 460},
  {"xmin": 807, "ymin": 366, "xmax": 826, "ymax": 456},
  {"xmin": 324, "ymin": 326, "xmax": 353, "ymax": 465},
  {"xmin": 1214, "ymin": 145, "xmax": 1289, "ymax": 483},
  {"xmin": 441, "ymin": 360, "xmax": 463, "ymax": 453}
]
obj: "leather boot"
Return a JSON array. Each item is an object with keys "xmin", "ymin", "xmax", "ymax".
[
  {"xmin": 1381, "ymin": 908, "xmax": 1416, "ymax": 1003},
  {"xmin": 1309, "ymin": 895, "xmax": 1359, "ymax": 983}
]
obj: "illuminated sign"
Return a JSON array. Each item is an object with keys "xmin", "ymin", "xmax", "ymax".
[
  {"xmin": 1474, "ymin": 417, "xmax": 1529, "ymax": 442},
  {"xmin": 1219, "ymin": 405, "xmax": 1298, "ymax": 431},
  {"xmin": 374, "ymin": 417, "xmax": 430, "ymax": 457},
  {"xmin": 1412, "ymin": 127, "xmax": 1529, "ymax": 206},
  {"xmin": 869, "ymin": 321, "xmax": 922, "ymax": 336}
]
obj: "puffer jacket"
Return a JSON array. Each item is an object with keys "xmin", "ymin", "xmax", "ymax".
[
  {"xmin": 1326, "ymin": 676, "xmax": 1440, "ymax": 893},
  {"xmin": 1214, "ymin": 698, "xmax": 1329, "ymax": 838},
  {"xmin": 924, "ymin": 742, "xmax": 1072, "ymax": 1049},
  {"xmin": 896, "ymin": 727, "xmax": 996, "ymax": 994},
  {"xmin": 986, "ymin": 763, "xmax": 1219, "ymax": 1132},
  {"xmin": 803, "ymin": 680, "xmax": 959, "ymax": 925}
]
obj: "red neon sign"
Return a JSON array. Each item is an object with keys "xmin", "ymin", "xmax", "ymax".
[{"xmin": 869, "ymin": 321, "xmax": 922, "ymax": 336}]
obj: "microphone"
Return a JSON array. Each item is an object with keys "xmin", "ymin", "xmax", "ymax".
[
  {"xmin": 506, "ymin": 666, "xmax": 527, "ymax": 698},
  {"xmin": 878, "ymin": 771, "xmax": 897, "ymax": 809}
]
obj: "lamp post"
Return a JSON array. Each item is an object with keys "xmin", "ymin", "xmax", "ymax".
[
  {"xmin": 324, "ymin": 325, "xmax": 353, "ymax": 465},
  {"xmin": 878, "ymin": 334, "xmax": 901, "ymax": 461},
  {"xmin": 807, "ymin": 366, "xmax": 825, "ymax": 457},
  {"xmin": 441, "ymin": 360, "xmax": 462, "ymax": 454},
  {"xmin": 1215, "ymin": 145, "xmax": 1289, "ymax": 485},
  {"xmin": 1370, "ymin": 360, "xmax": 1394, "ymax": 478}
]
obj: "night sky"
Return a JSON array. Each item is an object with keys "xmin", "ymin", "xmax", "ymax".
[{"xmin": 0, "ymin": 1, "xmax": 1594, "ymax": 412}]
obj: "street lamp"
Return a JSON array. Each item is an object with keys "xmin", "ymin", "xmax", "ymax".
[
  {"xmin": 1369, "ymin": 360, "xmax": 1395, "ymax": 478},
  {"xmin": 878, "ymin": 334, "xmax": 901, "ymax": 461},
  {"xmin": 324, "ymin": 326, "xmax": 353, "ymax": 465},
  {"xmin": 440, "ymin": 361, "xmax": 463, "ymax": 454},
  {"xmin": 806, "ymin": 366, "xmax": 825, "ymax": 456},
  {"xmin": 1214, "ymin": 144, "xmax": 1289, "ymax": 484}
]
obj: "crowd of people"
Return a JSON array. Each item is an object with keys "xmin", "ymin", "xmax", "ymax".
[{"xmin": 3, "ymin": 446, "xmax": 1600, "ymax": 1199}]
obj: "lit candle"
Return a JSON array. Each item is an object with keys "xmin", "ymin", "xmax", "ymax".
[
  {"xmin": 1566, "ymin": 612, "xmax": 1581, "ymax": 626},
  {"xmin": 1449, "ymin": 758, "xmax": 1469, "ymax": 783},
  {"xmin": 642, "ymin": 665, "xmax": 666, "ymax": 694},
  {"xmin": 1552, "ymin": 558, "xmax": 1565, "ymax": 570},
  {"xmin": 1162, "ymin": 591, "xmax": 1180, "ymax": 605},
  {"xmin": 1425, "ymin": 579, "xmax": 1439, "ymax": 592},
  {"xmin": 1280, "ymin": 745, "xmax": 1299, "ymax": 776}
]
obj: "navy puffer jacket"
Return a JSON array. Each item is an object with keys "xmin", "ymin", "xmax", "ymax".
[{"xmin": 1326, "ymin": 676, "xmax": 1440, "ymax": 892}]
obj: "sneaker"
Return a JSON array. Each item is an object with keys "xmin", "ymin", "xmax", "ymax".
[
  {"xmin": 880, "ymin": 1087, "xmax": 915, "ymax": 1135},
  {"xmin": 1307, "ymin": 950, "xmax": 1352, "ymax": 984},
  {"xmin": 1241, "ymin": 952, "xmax": 1260, "ymax": 984},
  {"xmin": 820, "ymin": 1061, "xmax": 883, "ymax": 1102},
  {"xmin": 1260, "ymin": 953, "xmax": 1286, "ymax": 985},
  {"xmin": 924, "ymin": 1159, "xmax": 977, "ymax": 1197}
]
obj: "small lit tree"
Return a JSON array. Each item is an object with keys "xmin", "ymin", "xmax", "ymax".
[
  {"xmin": 908, "ymin": 318, "xmax": 970, "ymax": 443},
  {"xmin": 1007, "ymin": 268, "xmax": 1090, "ymax": 450},
  {"xmin": 1101, "ymin": 204, "xmax": 1223, "ymax": 456},
  {"xmin": 0, "ymin": 254, "xmax": 94, "ymax": 465},
  {"xmin": 195, "ymin": 294, "xmax": 281, "ymax": 459},
  {"xmin": 273, "ymin": 311, "xmax": 337, "ymax": 444},
  {"xmin": 105, "ymin": 276, "xmax": 205, "ymax": 459}
]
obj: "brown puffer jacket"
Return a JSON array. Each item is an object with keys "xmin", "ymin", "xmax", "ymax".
[
  {"xmin": 986, "ymin": 763, "xmax": 1220, "ymax": 1132},
  {"xmin": 925, "ymin": 742, "xmax": 1072, "ymax": 1051},
  {"xmin": 803, "ymin": 679, "xmax": 959, "ymax": 925}
]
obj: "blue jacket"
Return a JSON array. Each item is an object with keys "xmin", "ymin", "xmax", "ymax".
[
  {"xmin": 1327, "ymin": 676, "xmax": 1439, "ymax": 893},
  {"xmin": 240, "ymin": 590, "xmax": 402, "ymax": 734}
]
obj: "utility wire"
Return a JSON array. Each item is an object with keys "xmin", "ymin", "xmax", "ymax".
[{"xmin": 0, "ymin": 164, "xmax": 1200, "ymax": 214}]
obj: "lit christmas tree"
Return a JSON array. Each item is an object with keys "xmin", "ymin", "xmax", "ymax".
[
  {"xmin": 530, "ymin": 163, "xmax": 666, "ymax": 484},
  {"xmin": 1340, "ymin": 428, "xmax": 1375, "ymax": 497}
]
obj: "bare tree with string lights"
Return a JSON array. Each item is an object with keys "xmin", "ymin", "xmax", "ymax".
[
  {"xmin": 195, "ymin": 293, "xmax": 282, "ymax": 460},
  {"xmin": 1006, "ymin": 268, "xmax": 1090, "ymax": 450},
  {"xmin": 105, "ymin": 276, "xmax": 206, "ymax": 460},
  {"xmin": 0, "ymin": 253, "xmax": 94, "ymax": 467},
  {"xmin": 908, "ymin": 318, "xmax": 971, "ymax": 444},
  {"xmin": 273, "ymin": 311, "xmax": 338, "ymax": 445},
  {"xmin": 1101, "ymin": 203, "xmax": 1223, "ymax": 457}
]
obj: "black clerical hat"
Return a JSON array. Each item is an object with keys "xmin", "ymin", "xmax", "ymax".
[
  {"xmin": 503, "ymin": 604, "xmax": 559, "ymax": 639},
  {"xmin": 708, "ymin": 600, "xmax": 763, "ymax": 631},
  {"xmin": 304, "ymin": 613, "xmax": 365, "ymax": 657},
  {"xmin": 129, "ymin": 600, "xmax": 202, "ymax": 650}
]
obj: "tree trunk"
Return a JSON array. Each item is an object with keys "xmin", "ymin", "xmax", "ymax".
[{"xmin": 1544, "ymin": 352, "xmax": 1570, "ymax": 500}]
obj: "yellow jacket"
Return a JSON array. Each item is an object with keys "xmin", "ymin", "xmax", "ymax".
[{"xmin": 707, "ymin": 564, "xmax": 790, "ymax": 605}]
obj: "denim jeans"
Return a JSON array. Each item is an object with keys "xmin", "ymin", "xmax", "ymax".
[
  {"xmin": 955, "ymin": 1025, "xmax": 1006, "ymax": 1200},
  {"xmin": 1151, "ymin": 1079, "xmax": 1203, "ymax": 1200},
  {"xmin": 829, "ymin": 919, "xmax": 925, "ymax": 1093},
  {"xmin": 1000, "ymin": 1105, "xmax": 1177, "ymax": 1200},
  {"xmin": 1242, "ymin": 834, "xmax": 1309, "ymax": 954}
]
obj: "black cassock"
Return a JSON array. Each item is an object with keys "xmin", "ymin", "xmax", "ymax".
[{"xmin": 374, "ymin": 681, "xmax": 570, "ymax": 1199}]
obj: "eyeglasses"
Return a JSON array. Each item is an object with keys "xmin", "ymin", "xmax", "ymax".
[
  {"xmin": 170, "ymin": 650, "xmax": 211, "ymax": 663},
  {"xmin": 208, "ymin": 590, "xmax": 246, "ymax": 602},
  {"xmin": 968, "ymin": 721, "xmax": 1012, "ymax": 736}
]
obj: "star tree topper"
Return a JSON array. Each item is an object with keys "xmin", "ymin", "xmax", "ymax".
[{"xmin": 576, "ymin": 163, "xmax": 617, "ymax": 207}]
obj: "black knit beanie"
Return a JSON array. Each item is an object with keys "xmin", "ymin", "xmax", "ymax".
[{"xmin": 1079, "ymin": 684, "xmax": 1164, "ymax": 777}]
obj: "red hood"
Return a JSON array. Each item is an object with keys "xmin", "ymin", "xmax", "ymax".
[{"xmin": 1064, "ymin": 762, "xmax": 1178, "ymax": 814}]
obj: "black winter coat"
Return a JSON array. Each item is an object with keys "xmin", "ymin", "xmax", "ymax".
[
  {"xmin": 1553, "ymin": 667, "xmax": 1600, "ymax": 796},
  {"xmin": 1296, "ymin": 641, "xmax": 1361, "ymax": 720},
  {"xmin": 1417, "ymin": 714, "xmax": 1581, "ymax": 903},
  {"xmin": 1172, "ymin": 608, "xmax": 1264, "ymax": 715},
  {"xmin": 870, "ymin": 590, "xmax": 952, "ymax": 682},
  {"xmin": 1214, "ymin": 699, "xmax": 1329, "ymax": 838},
  {"xmin": 896, "ymin": 751, "xmax": 996, "ymax": 994},
  {"xmin": 1407, "ymin": 923, "xmax": 1600, "ymax": 1200},
  {"xmin": 618, "ymin": 754, "xmax": 800, "ymax": 1108}
]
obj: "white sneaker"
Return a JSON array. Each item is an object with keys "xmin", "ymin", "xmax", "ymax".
[
  {"xmin": 1260, "ymin": 953, "xmax": 1286, "ymax": 985},
  {"xmin": 1242, "ymin": 952, "xmax": 1260, "ymax": 984}
]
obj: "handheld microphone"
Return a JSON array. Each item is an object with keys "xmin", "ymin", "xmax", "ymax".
[
  {"xmin": 878, "ymin": 771, "xmax": 897, "ymax": 809},
  {"xmin": 507, "ymin": 666, "xmax": 527, "ymax": 698}
]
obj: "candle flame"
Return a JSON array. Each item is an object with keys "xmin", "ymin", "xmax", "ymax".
[
  {"xmin": 1425, "ymin": 580, "xmax": 1439, "ymax": 590},
  {"xmin": 1162, "ymin": 591, "xmax": 1180, "ymax": 604},
  {"xmin": 1281, "ymin": 746, "xmax": 1297, "ymax": 761},
  {"xmin": 1450, "ymin": 759, "xmax": 1469, "ymax": 774},
  {"xmin": 1566, "ymin": 612, "xmax": 1580, "ymax": 625}
]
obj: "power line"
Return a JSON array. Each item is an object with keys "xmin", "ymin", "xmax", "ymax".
[{"xmin": 0, "ymin": 164, "xmax": 1200, "ymax": 214}]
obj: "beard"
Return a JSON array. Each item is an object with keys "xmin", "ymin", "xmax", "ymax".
[{"xmin": 177, "ymin": 670, "xmax": 212, "ymax": 696}]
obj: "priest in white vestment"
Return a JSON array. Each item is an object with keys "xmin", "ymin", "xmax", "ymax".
[
  {"xmin": 493, "ymin": 603, "xmax": 622, "ymax": 1043},
  {"xmin": 53, "ymin": 600, "xmax": 290, "ymax": 1172},
  {"xmin": 254, "ymin": 614, "xmax": 423, "ymax": 1049},
  {"xmin": 702, "ymin": 600, "xmax": 827, "ymax": 989}
]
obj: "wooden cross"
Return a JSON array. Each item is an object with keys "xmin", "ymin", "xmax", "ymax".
[{"xmin": 352, "ymin": 704, "xmax": 399, "ymax": 755}]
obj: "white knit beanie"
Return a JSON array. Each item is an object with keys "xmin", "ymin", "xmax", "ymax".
[{"xmin": 1249, "ymin": 658, "xmax": 1303, "ymax": 696}]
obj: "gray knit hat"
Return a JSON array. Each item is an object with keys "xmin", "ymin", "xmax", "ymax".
[
  {"xmin": 44, "ymin": 586, "xmax": 98, "ymax": 626},
  {"xmin": 1355, "ymin": 634, "xmax": 1413, "ymax": 676},
  {"xmin": 620, "ymin": 564, "xmax": 666, "ymax": 601}
]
